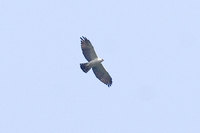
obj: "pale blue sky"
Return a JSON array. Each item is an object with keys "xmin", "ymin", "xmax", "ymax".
[{"xmin": 0, "ymin": 0, "xmax": 200, "ymax": 133}]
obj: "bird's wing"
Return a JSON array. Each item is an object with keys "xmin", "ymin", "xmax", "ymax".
[
  {"xmin": 80, "ymin": 36, "xmax": 98, "ymax": 61},
  {"xmin": 92, "ymin": 63, "xmax": 112, "ymax": 87}
]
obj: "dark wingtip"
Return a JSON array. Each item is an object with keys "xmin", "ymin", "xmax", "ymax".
[
  {"xmin": 80, "ymin": 36, "xmax": 84, "ymax": 41},
  {"xmin": 107, "ymin": 79, "xmax": 112, "ymax": 87},
  {"xmin": 80, "ymin": 36, "xmax": 90, "ymax": 45},
  {"xmin": 80, "ymin": 36, "xmax": 88, "ymax": 43},
  {"xmin": 80, "ymin": 36, "xmax": 88, "ymax": 40}
]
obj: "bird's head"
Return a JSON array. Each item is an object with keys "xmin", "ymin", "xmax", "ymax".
[{"xmin": 98, "ymin": 58, "xmax": 104, "ymax": 62}]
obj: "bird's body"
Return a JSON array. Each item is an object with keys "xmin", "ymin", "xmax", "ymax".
[
  {"xmin": 80, "ymin": 37, "xmax": 112, "ymax": 87},
  {"xmin": 88, "ymin": 58, "xmax": 104, "ymax": 67},
  {"xmin": 80, "ymin": 58, "xmax": 103, "ymax": 73}
]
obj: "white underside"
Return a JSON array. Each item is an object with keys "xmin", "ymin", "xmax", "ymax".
[{"xmin": 88, "ymin": 58, "xmax": 103, "ymax": 68}]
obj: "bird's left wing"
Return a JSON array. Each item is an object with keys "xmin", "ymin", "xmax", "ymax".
[
  {"xmin": 92, "ymin": 64, "xmax": 112, "ymax": 87},
  {"xmin": 81, "ymin": 36, "xmax": 98, "ymax": 61}
]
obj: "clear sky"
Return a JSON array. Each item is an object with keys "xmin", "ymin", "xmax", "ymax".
[{"xmin": 0, "ymin": 0, "xmax": 200, "ymax": 133}]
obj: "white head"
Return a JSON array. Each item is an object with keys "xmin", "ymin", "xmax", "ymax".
[{"xmin": 98, "ymin": 57, "xmax": 104, "ymax": 62}]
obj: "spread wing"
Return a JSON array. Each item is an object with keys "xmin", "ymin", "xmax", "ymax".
[
  {"xmin": 80, "ymin": 36, "xmax": 98, "ymax": 61},
  {"xmin": 92, "ymin": 64, "xmax": 112, "ymax": 87}
]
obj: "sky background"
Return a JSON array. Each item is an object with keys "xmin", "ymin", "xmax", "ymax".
[{"xmin": 0, "ymin": 0, "xmax": 200, "ymax": 133}]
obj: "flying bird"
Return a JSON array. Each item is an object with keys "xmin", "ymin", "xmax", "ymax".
[{"xmin": 80, "ymin": 36, "xmax": 112, "ymax": 87}]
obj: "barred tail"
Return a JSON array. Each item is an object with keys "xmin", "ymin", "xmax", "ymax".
[{"xmin": 80, "ymin": 63, "xmax": 91, "ymax": 73}]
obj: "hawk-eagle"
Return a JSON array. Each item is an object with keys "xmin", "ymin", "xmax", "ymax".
[{"xmin": 80, "ymin": 36, "xmax": 112, "ymax": 87}]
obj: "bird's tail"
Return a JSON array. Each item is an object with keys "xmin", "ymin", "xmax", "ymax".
[{"xmin": 80, "ymin": 63, "xmax": 91, "ymax": 73}]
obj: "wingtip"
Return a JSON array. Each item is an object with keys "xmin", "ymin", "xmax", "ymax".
[
  {"xmin": 107, "ymin": 80, "xmax": 112, "ymax": 87},
  {"xmin": 80, "ymin": 36, "xmax": 84, "ymax": 41},
  {"xmin": 80, "ymin": 36, "xmax": 88, "ymax": 40},
  {"xmin": 80, "ymin": 36, "xmax": 91, "ymax": 45},
  {"xmin": 80, "ymin": 36, "xmax": 86, "ymax": 42}
]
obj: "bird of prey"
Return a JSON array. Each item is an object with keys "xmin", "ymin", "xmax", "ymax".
[{"xmin": 80, "ymin": 36, "xmax": 112, "ymax": 87}]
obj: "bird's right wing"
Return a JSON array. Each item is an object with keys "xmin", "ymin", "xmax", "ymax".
[
  {"xmin": 80, "ymin": 36, "xmax": 98, "ymax": 61},
  {"xmin": 92, "ymin": 63, "xmax": 112, "ymax": 87}
]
